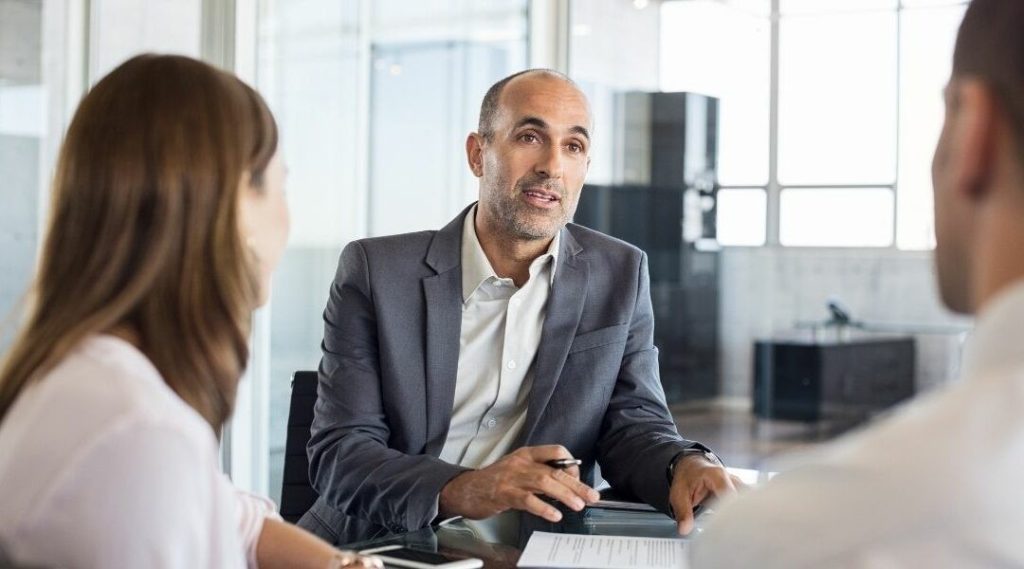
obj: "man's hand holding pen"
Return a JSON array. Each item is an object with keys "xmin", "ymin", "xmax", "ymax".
[{"xmin": 438, "ymin": 446, "xmax": 599, "ymax": 522}]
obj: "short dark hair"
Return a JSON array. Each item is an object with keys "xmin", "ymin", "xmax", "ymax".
[
  {"xmin": 953, "ymin": 0, "xmax": 1024, "ymax": 153},
  {"xmin": 477, "ymin": 68, "xmax": 576, "ymax": 140}
]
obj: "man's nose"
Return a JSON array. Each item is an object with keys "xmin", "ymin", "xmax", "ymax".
[{"xmin": 534, "ymin": 144, "xmax": 564, "ymax": 179}]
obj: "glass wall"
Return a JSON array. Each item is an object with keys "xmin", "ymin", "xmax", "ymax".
[
  {"xmin": 0, "ymin": 0, "xmax": 199, "ymax": 348},
  {"xmin": 0, "ymin": 0, "xmax": 45, "ymax": 350},
  {"xmin": 256, "ymin": 0, "xmax": 528, "ymax": 503}
]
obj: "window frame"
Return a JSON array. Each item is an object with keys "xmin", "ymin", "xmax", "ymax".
[{"xmin": 710, "ymin": 0, "xmax": 968, "ymax": 250}]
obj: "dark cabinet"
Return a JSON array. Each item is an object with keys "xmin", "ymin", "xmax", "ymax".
[{"xmin": 753, "ymin": 338, "xmax": 916, "ymax": 422}]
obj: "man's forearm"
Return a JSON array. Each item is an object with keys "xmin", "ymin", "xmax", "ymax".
[{"xmin": 311, "ymin": 436, "xmax": 470, "ymax": 531}]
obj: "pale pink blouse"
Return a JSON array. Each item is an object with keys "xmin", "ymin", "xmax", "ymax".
[{"xmin": 0, "ymin": 335, "xmax": 280, "ymax": 568}]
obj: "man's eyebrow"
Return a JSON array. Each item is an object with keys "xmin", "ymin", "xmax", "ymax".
[
  {"xmin": 514, "ymin": 116, "xmax": 591, "ymax": 141},
  {"xmin": 569, "ymin": 125, "xmax": 591, "ymax": 142},
  {"xmin": 514, "ymin": 116, "xmax": 549, "ymax": 131}
]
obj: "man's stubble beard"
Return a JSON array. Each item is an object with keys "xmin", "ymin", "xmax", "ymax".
[{"xmin": 483, "ymin": 174, "xmax": 572, "ymax": 242}]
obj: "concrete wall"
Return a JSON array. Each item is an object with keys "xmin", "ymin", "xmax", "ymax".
[{"xmin": 718, "ymin": 247, "xmax": 972, "ymax": 404}]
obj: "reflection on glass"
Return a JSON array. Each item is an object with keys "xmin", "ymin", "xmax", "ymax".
[
  {"xmin": 897, "ymin": 4, "xmax": 966, "ymax": 250},
  {"xmin": 660, "ymin": 0, "xmax": 769, "ymax": 187},
  {"xmin": 778, "ymin": 10, "xmax": 897, "ymax": 185},
  {"xmin": 715, "ymin": 0, "xmax": 771, "ymax": 17},
  {"xmin": 900, "ymin": 0, "xmax": 968, "ymax": 7},
  {"xmin": 369, "ymin": 41, "xmax": 526, "ymax": 236},
  {"xmin": 716, "ymin": 189, "xmax": 767, "ymax": 247},
  {"xmin": 780, "ymin": 188, "xmax": 894, "ymax": 247},
  {"xmin": 571, "ymin": 0, "xmax": 662, "ymax": 186},
  {"xmin": 258, "ymin": 0, "xmax": 364, "ymax": 506},
  {"xmin": 781, "ymin": 0, "xmax": 897, "ymax": 15},
  {"xmin": 0, "ymin": 1, "xmax": 43, "ymax": 351}
]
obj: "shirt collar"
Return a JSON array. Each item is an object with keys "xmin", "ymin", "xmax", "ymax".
[
  {"xmin": 960, "ymin": 279, "xmax": 1024, "ymax": 379},
  {"xmin": 460, "ymin": 204, "xmax": 560, "ymax": 302}
]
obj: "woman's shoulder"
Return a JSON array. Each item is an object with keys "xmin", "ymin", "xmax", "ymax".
[
  {"xmin": 0, "ymin": 335, "xmax": 238, "ymax": 569},
  {"xmin": 1, "ymin": 401, "xmax": 238, "ymax": 569},
  {"xmin": 43, "ymin": 334, "xmax": 213, "ymax": 437},
  {"xmin": 0, "ymin": 335, "xmax": 219, "ymax": 521}
]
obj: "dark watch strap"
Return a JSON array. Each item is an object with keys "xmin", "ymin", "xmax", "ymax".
[{"xmin": 666, "ymin": 447, "xmax": 723, "ymax": 483}]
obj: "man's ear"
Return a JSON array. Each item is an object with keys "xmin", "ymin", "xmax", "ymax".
[
  {"xmin": 466, "ymin": 132, "xmax": 485, "ymax": 178},
  {"xmin": 952, "ymin": 80, "xmax": 998, "ymax": 201}
]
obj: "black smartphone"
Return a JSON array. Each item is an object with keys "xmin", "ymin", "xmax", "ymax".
[{"xmin": 358, "ymin": 545, "xmax": 483, "ymax": 569}]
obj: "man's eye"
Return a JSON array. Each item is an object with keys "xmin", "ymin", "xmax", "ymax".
[
  {"xmin": 520, "ymin": 133, "xmax": 538, "ymax": 143},
  {"xmin": 567, "ymin": 143, "xmax": 583, "ymax": 153}
]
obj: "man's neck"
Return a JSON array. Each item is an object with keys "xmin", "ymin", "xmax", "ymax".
[{"xmin": 474, "ymin": 216, "xmax": 554, "ymax": 288}]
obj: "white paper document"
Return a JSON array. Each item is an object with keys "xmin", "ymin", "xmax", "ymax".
[{"xmin": 517, "ymin": 532, "xmax": 688, "ymax": 569}]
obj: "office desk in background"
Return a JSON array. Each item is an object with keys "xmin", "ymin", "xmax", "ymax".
[{"xmin": 344, "ymin": 468, "xmax": 766, "ymax": 569}]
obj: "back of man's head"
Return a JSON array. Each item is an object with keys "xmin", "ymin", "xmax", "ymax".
[
  {"xmin": 933, "ymin": 0, "xmax": 1024, "ymax": 315},
  {"xmin": 954, "ymin": 0, "xmax": 1024, "ymax": 156}
]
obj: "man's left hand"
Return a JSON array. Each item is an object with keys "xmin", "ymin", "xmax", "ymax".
[{"xmin": 668, "ymin": 456, "xmax": 745, "ymax": 536}]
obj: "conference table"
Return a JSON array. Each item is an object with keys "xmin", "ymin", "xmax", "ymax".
[{"xmin": 343, "ymin": 468, "xmax": 766, "ymax": 569}]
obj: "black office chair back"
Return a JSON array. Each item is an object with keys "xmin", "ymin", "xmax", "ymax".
[{"xmin": 280, "ymin": 371, "xmax": 320, "ymax": 523}]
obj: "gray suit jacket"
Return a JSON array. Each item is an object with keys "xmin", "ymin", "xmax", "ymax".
[{"xmin": 298, "ymin": 204, "xmax": 707, "ymax": 545}]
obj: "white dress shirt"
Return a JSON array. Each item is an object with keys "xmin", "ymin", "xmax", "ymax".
[
  {"xmin": 0, "ymin": 335, "xmax": 280, "ymax": 569},
  {"xmin": 690, "ymin": 281, "xmax": 1024, "ymax": 568},
  {"xmin": 438, "ymin": 205, "xmax": 559, "ymax": 468}
]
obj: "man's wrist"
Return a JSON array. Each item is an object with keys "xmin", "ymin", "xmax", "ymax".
[
  {"xmin": 438, "ymin": 475, "xmax": 459, "ymax": 517},
  {"xmin": 438, "ymin": 469, "xmax": 474, "ymax": 517},
  {"xmin": 666, "ymin": 447, "xmax": 723, "ymax": 483}
]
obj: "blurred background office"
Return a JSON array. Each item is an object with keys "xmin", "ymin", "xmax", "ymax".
[{"xmin": 0, "ymin": 0, "xmax": 971, "ymax": 506}]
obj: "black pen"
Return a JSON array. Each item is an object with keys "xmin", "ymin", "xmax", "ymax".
[{"xmin": 545, "ymin": 458, "xmax": 582, "ymax": 469}]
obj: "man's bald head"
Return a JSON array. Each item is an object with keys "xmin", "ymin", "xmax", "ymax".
[{"xmin": 477, "ymin": 69, "xmax": 581, "ymax": 141}]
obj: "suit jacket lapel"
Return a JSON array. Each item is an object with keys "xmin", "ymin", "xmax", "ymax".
[
  {"xmin": 421, "ymin": 205, "xmax": 473, "ymax": 456},
  {"xmin": 517, "ymin": 228, "xmax": 588, "ymax": 446}
]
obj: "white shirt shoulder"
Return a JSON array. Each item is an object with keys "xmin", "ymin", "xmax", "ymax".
[{"xmin": 691, "ymin": 366, "xmax": 1024, "ymax": 568}]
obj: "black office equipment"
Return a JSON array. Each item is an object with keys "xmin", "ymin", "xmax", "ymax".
[{"xmin": 753, "ymin": 338, "xmax": 916, "ymax": 423}]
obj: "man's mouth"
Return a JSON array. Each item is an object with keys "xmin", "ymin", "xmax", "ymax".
[{"xmin": 522, "ymin": 188, "xmax": 561, "ymax": 206}]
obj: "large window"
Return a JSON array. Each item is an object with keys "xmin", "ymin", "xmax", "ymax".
[
  {"xmin": 897, "ymin": 2, "xmax": 967, "ymax": 249},
  {"xmin": 778, "ymin": 5, "xmax": 898, "ymax": 186},
  {"xmin": 256, "ymin": 0, "xmax": 528, "ymax": 503},
  {"xmin": 661, "ymin": 0, "xmax": 967, "ymax": 249}
]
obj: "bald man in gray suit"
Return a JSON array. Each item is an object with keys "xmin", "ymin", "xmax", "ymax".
[{"xmin": 299, "ymin": 69, "xmax": 739, "ymax": 545}]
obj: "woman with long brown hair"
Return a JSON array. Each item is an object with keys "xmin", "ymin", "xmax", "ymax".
[{"xmin": 0, "ymin": 54, "xmax": 379, "ymax": 569}]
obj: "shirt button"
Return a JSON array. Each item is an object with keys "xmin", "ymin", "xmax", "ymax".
[
  {"xmin": 486, "ymin": 418, "xmax": 497, "ymax": 429},
  {"xmin": 507, "ymin": 360, "xmax": 517, "ymax": 370}
]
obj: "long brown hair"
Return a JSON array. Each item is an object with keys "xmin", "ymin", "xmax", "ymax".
[{"xmin": 0, "ymin": 54, "xmax": 278, "ymax": 431}]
